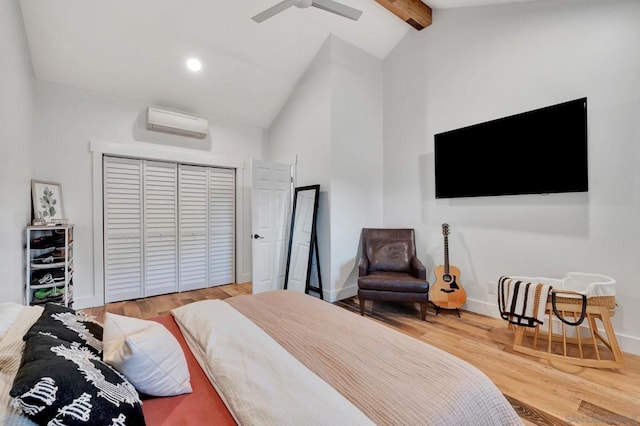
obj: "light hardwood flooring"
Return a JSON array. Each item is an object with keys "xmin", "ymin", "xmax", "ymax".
[
  {"xmin": 82, "ymin": 283, "xmax": 252, "ymax": 322},
  {"xmin": 82, "ymin": 284, "xmax": 640, "ymax": 426}
]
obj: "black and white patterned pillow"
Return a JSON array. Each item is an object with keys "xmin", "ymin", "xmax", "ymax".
[
  {"xmin": 23, "ymin": 303, "xmax": 103, "ymax": 355},
  {"xmin": 10, "ymin": 334, "xmax": 145, "ymax": 425}
]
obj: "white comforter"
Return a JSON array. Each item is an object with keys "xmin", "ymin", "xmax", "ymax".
[{"xmin": 172, "ymin": 299, "xmax": 373, "ymax": 426}]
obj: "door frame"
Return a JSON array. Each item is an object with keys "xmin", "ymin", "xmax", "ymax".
[
  {"xmin": 250, "ymin": 159, "xmax": 293, "ymax": 294},
  {"xmin": 84, "ymin": 140, "xmax": 244, "ymax": 309}
]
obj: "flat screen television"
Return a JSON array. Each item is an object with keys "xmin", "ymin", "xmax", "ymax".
[{"xmin": 434, "ymin": 97, "xmax": 588, "ymax": 199}]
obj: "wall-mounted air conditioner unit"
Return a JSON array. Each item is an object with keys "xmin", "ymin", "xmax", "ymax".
[{"xmin": 146, "ymin": 107, "xmax": 208, "ymax": 139}]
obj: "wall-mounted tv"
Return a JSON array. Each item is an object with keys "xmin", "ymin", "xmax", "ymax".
[{"xmin": 434, "ymin": 97, "xmax": 588, "ymax": 199}]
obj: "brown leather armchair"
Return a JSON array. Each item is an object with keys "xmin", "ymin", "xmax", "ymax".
[{"xmin": 357, "ymin": 228, "xmax": 430, "ymax": 320}]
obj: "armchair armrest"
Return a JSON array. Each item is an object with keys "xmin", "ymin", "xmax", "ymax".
[
  {"xmin": 410, "ymin": 256, "xmax": 427, "ymax": 280},
  {"xmin": 358, "ymin": 256, "xmax": 369, "ymax": 276}
]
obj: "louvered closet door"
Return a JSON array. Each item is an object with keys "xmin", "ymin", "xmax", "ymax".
[
  {"xmin": 209, "ymin": 168, "xmax": 235, "ymax": 285},
  {"xmin": 178, "ymin": 165, "xmax": 209, "ymax": 291},
  {"xmin": 144, "ymin": 161, "xmax": 178, "ymax": 297},
  {"xmin": 103, "ymin": 156, "xmax": 144, "ymax": 303}
]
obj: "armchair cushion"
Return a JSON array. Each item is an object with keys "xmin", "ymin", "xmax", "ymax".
[
  {"xmin": 366, "ymin": 239, "xmax": 411, "ymax": 273},
  {"xmin": 358, "ymin": 272, "xmax": 429, "ymax": 293}
]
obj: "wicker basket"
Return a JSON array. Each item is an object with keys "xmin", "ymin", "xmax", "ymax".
[
  {"xmin": 549, "ymin": 293, "xmax": 616, "ymax": 309},
  {"xmin": 553, "ymin": 294, "xmax": 616, "ymax": 310}
]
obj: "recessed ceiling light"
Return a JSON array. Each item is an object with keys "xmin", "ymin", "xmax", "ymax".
[{"xmin": 186, "ymin": 58, "xmax": 202, "ymax": 72}]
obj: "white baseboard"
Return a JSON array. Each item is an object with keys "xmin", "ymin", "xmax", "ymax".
[
  {"xmin": 237, "ymin": 272, "xmax": 252, "ymax": 285},
  {"xmin": 465, "ymin": 297, "xmax": 640, "ymax": 356},
  {"xmin": 464, "ymin": 297, "xmax": 502, "ymax": 319},
  {"xmin": 73, "ymin": 295, "xmax": 104, "ymax": 310},
  {"xmin": 616, "ymin": 332, "xmax": 640, "ymax": 356},
  {"xmin": 326, "ymin": 284, "xmax": 358, "ymax": 303}
]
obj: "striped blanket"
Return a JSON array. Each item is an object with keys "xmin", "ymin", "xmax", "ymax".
[
  {"xmin": 498, "ymin": 276, "xmax": 552, "ymax": 327},
  {"xmin": 0, "ymin": 305, "xmax": 43, "ymax": 426}
]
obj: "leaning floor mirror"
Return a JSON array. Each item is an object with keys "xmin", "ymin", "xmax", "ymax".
[{"xmin": 284, "ymin": 184, "xmax": 323, "ymax": 299}]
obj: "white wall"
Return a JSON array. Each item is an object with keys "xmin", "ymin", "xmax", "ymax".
[
  {"xmin": 329, "ymin": 36, "xmax": 384, "ymax": 300},
  {"xmin": 268, "ymin": 38, "xmax": 333, "ymax": 185},
  {"xmin": 268, "ymin": 39, "xmax": 333, "ymax": 298},
  {"xmin": 0, "ymin": 0, "xmax": 35, "ymax": 303},
  {"xmin": 34, "ymin": 80, "xmax": 266, "ymax": 308},
  {"xmin": 383, "ymin": 0, "xmax": 640, "ymax": 353},
  {"xmin": 268, "ymin": 35, "xmax": 384, "ymax": 302}
]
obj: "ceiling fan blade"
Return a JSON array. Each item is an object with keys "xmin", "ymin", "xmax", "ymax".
[
  {"xmin": 251, "ymin": 0, "xmax": 297, "ymax": 23},
  {"xmin": 311, "ymin": 0, "xmax": 363, "ymax": 21}
]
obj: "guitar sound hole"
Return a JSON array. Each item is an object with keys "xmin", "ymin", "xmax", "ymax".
[{"xmin": 443, "ymin": 274, "xmax": 452, "ymax": 283}]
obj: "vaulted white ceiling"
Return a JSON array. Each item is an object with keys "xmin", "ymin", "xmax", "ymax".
[{"xmin": 19, "ymin": 0, "xmax": 535, "ymax": 129}]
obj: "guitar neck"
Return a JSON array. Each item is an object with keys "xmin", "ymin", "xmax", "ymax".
[{"xmin": 443, "ymin": 234, "xmax": 450, "ymax": 274}]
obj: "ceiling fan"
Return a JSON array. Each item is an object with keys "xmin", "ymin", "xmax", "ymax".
[{"xmin": 252, "ymin": 0, "xmax": 363, "ymax": 23}]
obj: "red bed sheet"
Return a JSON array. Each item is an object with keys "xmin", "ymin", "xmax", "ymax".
[{"xmin": 141, "ymin": 314, "xmax": 236, "ymax": 426}]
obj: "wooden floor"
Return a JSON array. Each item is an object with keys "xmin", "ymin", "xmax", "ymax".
[
  {"xmin": 82, "ymin": 283, "xmax": 252, "ymax": 322},
  {"xmin": 82, "ymin": 284, "xmax": 640, "ymax": 426}
]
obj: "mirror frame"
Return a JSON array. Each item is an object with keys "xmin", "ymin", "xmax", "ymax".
[{"xmin": 283, "ymin": 184, "xmax": 321, "ymax": 297}]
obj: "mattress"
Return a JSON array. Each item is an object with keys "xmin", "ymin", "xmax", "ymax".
[{"xmin": 173, "ymin": 290, "xmax": 523, "ymax": 425}]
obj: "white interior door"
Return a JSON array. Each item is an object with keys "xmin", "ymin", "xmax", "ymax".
[
  {"xmin": 178, "ymin": 164, "xmax": 208, "ymax": 291},
  {"xmin": 209, "ymin": 168, "xmax": 235, "ymax": 285},
  {"xmin": 179, "ymin": 165, "xmax": 236, "ymax": 290},
  {"xmin": 143, "ymin": 160, "xmax": 178, "ymax": 297},
  {"xmin": 103, "ymin": 156, "xmax": 144, "ymax": 303},
  {"xmin": 251, "ymin": 159, "xmax": 292, "ymax": 294}
]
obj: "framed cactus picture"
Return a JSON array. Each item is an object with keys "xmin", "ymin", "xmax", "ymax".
[{"xmin": 31, "ymin": 180, "xmax": 64, "ymax": 223}]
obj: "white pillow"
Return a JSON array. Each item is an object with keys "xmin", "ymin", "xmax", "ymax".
[{"xmin": 103, "ymin": 312, "xmax": 192, "ymax": 396}]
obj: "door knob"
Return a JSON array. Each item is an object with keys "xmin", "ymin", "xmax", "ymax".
[{"xmin": 252, "ymin": 234, "xmax": 264, "ymax": 239}]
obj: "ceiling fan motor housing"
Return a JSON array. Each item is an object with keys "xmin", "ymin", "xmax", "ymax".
[{"xmin": 296, "ymin": 0, "xmax": 313, "ymax": 8}]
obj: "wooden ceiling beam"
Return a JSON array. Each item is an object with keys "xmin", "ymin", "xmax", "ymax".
[{"xmin": 375, "ymin": 0, "xmax": 432, "ymax": 31}]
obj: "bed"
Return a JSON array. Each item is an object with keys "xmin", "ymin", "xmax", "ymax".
[{"xmin": 1, "ymin": 291, "xmax": 522, "ymax": 425}]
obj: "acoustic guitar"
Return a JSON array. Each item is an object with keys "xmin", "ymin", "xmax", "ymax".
[{"xmin": 430, "ymin": 223, "xmax": 467, "ymax": 314}]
